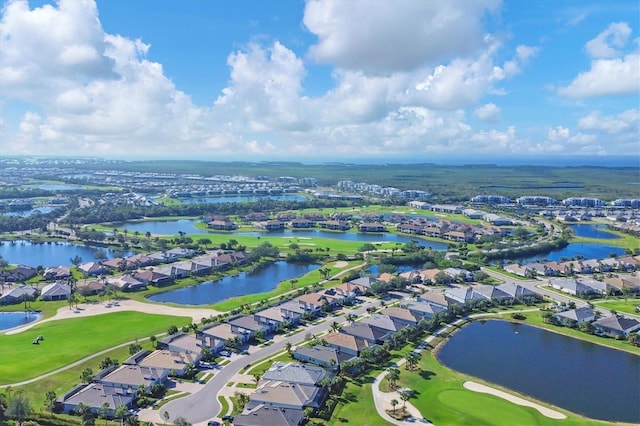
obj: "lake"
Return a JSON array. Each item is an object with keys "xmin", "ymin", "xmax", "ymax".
[
  {"xmin": 438, "ymin": 320, "xmax": 640, "ymax": 423},
  {"xmin": 0, "ymin": 240, "xmax": 132, "ymax": 267},
  {"xmin": 147, "ymin": 261, "xmax": 320, "ymax": 305},
  {"xmin": 179, "ymin": 195, "xmax": 307, "ymax": 204},
  {"xmin": 569, "ymin": 224, "xmax": 620, "ymax": 240},
  {"xmin": 519, "ymin": 243, "xmax": 625, "ymax": 263},
  {"xmin": 0, "ymin": 311, "xmax": 42, "ymax": 332},
  {"xmin": 2, "ymin": 207, "xmax": 57, "ymax": 217}
]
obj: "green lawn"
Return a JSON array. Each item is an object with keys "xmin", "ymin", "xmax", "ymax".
[
  {"xmin": 0, "ymin": 311, "xmax": 191, "ymax": 384},
  {"xmin": 320, "ymin": 379, "xmax": 391, "ymax": 426},
  {"xmin": 595, "ymin": 299, "xmax": 640, "ymax": 316}
]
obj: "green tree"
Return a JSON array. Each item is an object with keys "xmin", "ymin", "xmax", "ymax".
[
  {"xmin": 80, "ymin": 368, "xmax": 94, "ymax": 383},
  {"xmin": 173, "ymin": 417, "xmax": 191, "ymax": 426},
  {"xmin": 390, "ymin": 398, "xmax": 399, "ymax": 415},
  {"xmin": 386, "ymin": 367, "xmax": 400, "ymax": 389},
  {"xmin": 98, "ymin": 402, "xmax": 111, "ymax": 426},
  {"xmin": 115, "ymin": 404, "xmax": 128, "ymax": 426},
  {"xmin": 43, "ymin": 390, "xmax": 57, "ymax": 413},
  {"xmin": 7, "ymin": 390, "xmax": 33, "ymax": 426}
]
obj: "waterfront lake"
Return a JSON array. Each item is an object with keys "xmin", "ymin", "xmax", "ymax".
[
  {"xmin": 438, "ymin": 320, "xmax": 640, "ymax": 423},
  {"xmin": 0, "ymin": 311, "xmax": 42, "ymax": 332},
  {"xmin": 519, "ymin": 243, "xmax": 625, "ymax": 263},
  {"xmin": 147, "ymin": 261, "xmax": 320, "ymax": 305},
  {"xmin": 569, "ymin": 224, "xmax": 620, "ymax": 240},
  {"xmin": 0, "ymin": 240, "xmax": 132, "ymax": 267},
  {"xmin": 179, "ymin": 194, "xmax": 307, "ymax": 204}
]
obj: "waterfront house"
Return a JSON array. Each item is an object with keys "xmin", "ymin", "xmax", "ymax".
[
  {"xmin": 43, "ymin": 265, "xmax": 70, "ymax": 280},
  {"xmin": 77, "ymin": 262, "xmax": 107, "ymax": 276},
  {"xmin": 399, "ymin": 300, "xmax": 447, "ymax": 320},
  {"xmin": 552, "ymin": 307, "xmax": 596, "ymax": 326},
  {"xmin": 359, "ymin": 222, "xmax": 386, "ymax": 232},
  {"xmin": 593, "ymin": 315, "xmax": 640, "ymax": 338}
]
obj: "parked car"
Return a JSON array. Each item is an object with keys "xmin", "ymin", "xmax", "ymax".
[
  {"xmin": 207, "ymin": 421, "xmax": 221, "ymax": 426},
  {"xmin": 222, "ymin": 415, "xmax": 234, "ymax": 422},
  {"xmin": 220, "ymin": 350, "xmax": 231, "ymax": 357}
]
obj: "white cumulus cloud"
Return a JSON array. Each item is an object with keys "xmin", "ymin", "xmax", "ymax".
[{"xmin": 474, "ymin": 103, "xmax": 501, "ymax": 122}]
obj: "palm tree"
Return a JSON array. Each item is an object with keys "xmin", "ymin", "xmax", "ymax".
[
  {"xmin": 387, "ymin": 367, "xmax": 400, "ymax": 389},
  {"xmin": 390, "ymin": 398, "xmax": 399, "ymax": 415},
  {"xmin": 115, "ymin": 404, "xmax": 128, "ymax": 426},
  {"xmin": 346, "ymin": 313, "xmax": 357, "ymax": 324},
  {"xmin": 330, "ymin": 321, "xmax": 340, "ymax": 332},
  {"xmin": 400, "ymin": 390, "xmax": 411, "ymax": 411}
]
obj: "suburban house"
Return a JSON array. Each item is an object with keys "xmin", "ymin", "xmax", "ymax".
[
  {"xmin": 56, "ymin": 383, "xmax": 134, "ymax": 417},
  {"xmin": 348, "ymin": 276, "xmax": 381, "ymax": 289},
  {"xmin": 0, "ymin": 285, "xmax": 38, "ymax": 305},
  {"xmin": 379, "ymin": 307, "xmax": 421, "ymax": 326},
  {"xmin": 254, "ymin": 307, "xmax": 298, "ymax": 332},
  {"xmin": 208, "ymin": 219, "xmax": 238, "ymax": 230},
  {"xmin": 323, "ymin": 332, "xmax": 373, "ymax": 357},
  {"xmin": 134, "ymin": 269, "xmax": 173, "ymax": 286},
  {"xmin": 76, "ymin": 279, "xmax": 105, "ymax": 296},
  {"xmin": 471, "ymin": 284, "xmax": 513, "ymax": 303},
  {"xmin": 444, "ymin": 286, "xmax": 486, "ymax": 305},
  {"xmin": 127, "ymin": 254, "xmax": 155, "ymax": 268},
  {"xmin": 228, "ymin": 315, "xmax": 269, "ymax": 342},
  {"xmin": 107, "ymin": 275, "xmax": 146, "ymax": 292},
  {"xmin": 294, "ymin": 292, "xmax": 335, "ymax": 314},
  {"xmin": 290, "ymin": 218, "xmax": 315, "ymax": 228},
  {"xmin": 293, "ymin": 345, "xmax": 341, "ymax": 369},
  {"xmin": 318, "ymin": 220, "xmax": 350, "ymax": 230},
  {"xmin": 359, "ymin": 222, "xmax": 386, "ymax": 232},
  {"xmin": 260, "ymin": 362, "xmax": 333, "ymax": 386},
  {"xmin": 593, "ymin": 315, "xmax": 640, "ymax": 338},
  {"xmin": 417, "ymin": 292, "xmax": 450, "ymax": 310},
  {"xmin": 361, "ymin": 314, "xmax": 406, "ymax": 333},
  {"xmin": 43, "ymin": 266, "xmax": 70, "ymax": 280},
  {"xmin": 137, "ymin": 350, "xmax": 200, "ymax": 377},
  {"xmin": 157, "ymin": 333, "xmax": 202, "ymax": 355},
  {"xmin": 399, "ymin": 300, "xmax": 447, "ymax": 320},
  {"xmin": 553, "ymin": 307, "xmax": 597, "ymax": 326},
  {"xmin": 98, "ymin": 365, "xmax": 169, "ymax": 392},
  {"xmin": 197, "ymin": 323, "xmax": 237, "ymax": 353},
  {"xmin": 234, "ymin": 404, "xmax": 304, "ymax": 426},
  {"xmin": 339, "ymin": 322, "xmax": 392, "ymax": 344},
  {"xmin": 40, "ymin": 282, "xmax": 71, "ymax": 301},
  {"xmin": 248, "ymin": 381, "xmax": 325, "ymax": 410},
  {"xmin": 496, "ymin": 283, "xmax": 541, "ymax": 301},
  {"xmin": 0, "ymin": 265, "xmax": 37, "ymax": 282},
  {"xmin": 549, "ymin": 278, "xmax": 603, "ymax": 297},
  {"xmin": 503, "ymin": 264, "xmax": 529, "ymax": 277},
  {"xmin": 77, "ymin": 262, "xmax": 107, "ymax": 276}
]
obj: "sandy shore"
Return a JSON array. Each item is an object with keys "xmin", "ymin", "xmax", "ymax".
[
  {"xmin": 5, "ymin": 299, "xmax": 221, "ymax": 335},
  {"xmin": 463, "ymin": 381, "xmax": 567, "ymax": 419}
]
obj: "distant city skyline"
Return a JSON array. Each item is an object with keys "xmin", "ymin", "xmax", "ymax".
[{"xmin": 0, "ymin": 0, "xmax": 638, "ymax": 162}]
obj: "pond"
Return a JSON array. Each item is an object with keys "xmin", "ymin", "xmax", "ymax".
[
  {"xmin": 179, "ymin": 194, "xmax": 307, "ymax": 204},
  {"xmin": 35, "ymin": 184, "xmax": 85, "ymax": 191},
  {"xmin": 438, "ymin": 320, "xmax": 640, "ymax": 423},
  {"xmin": 0, "ymin": 311, "xmax": 42, "ymax": 332},
  {"xmin": 518, "ymin": 243, "xmax": 625, "ymax": 263},
  {"xmin": 114, "ymin": 219, "xmax": 209, "ymax": 235},
  {"xmin": 569, "ymin": 224, "xmax": 620, "ymax": 240},
  {"xmin": 147, "ymin": 261, "xmax": 320, "ymax": 305},
  {"xmin": 0, "ymin": 240, "xmax": 132, "ymax": 268},
  {"xmin": 2, "ymin": 207, "xmax": 57, "ymax": 217}
]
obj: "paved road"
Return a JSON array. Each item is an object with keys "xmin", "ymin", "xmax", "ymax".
[{"xmin": 150, "ymin": 298, "xmax": 380, "ymax": 425}]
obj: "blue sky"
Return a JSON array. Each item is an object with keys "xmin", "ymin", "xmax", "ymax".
[{"xmin": 0, "ymin": 0, "xmax": 638, "ymax": 163}]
